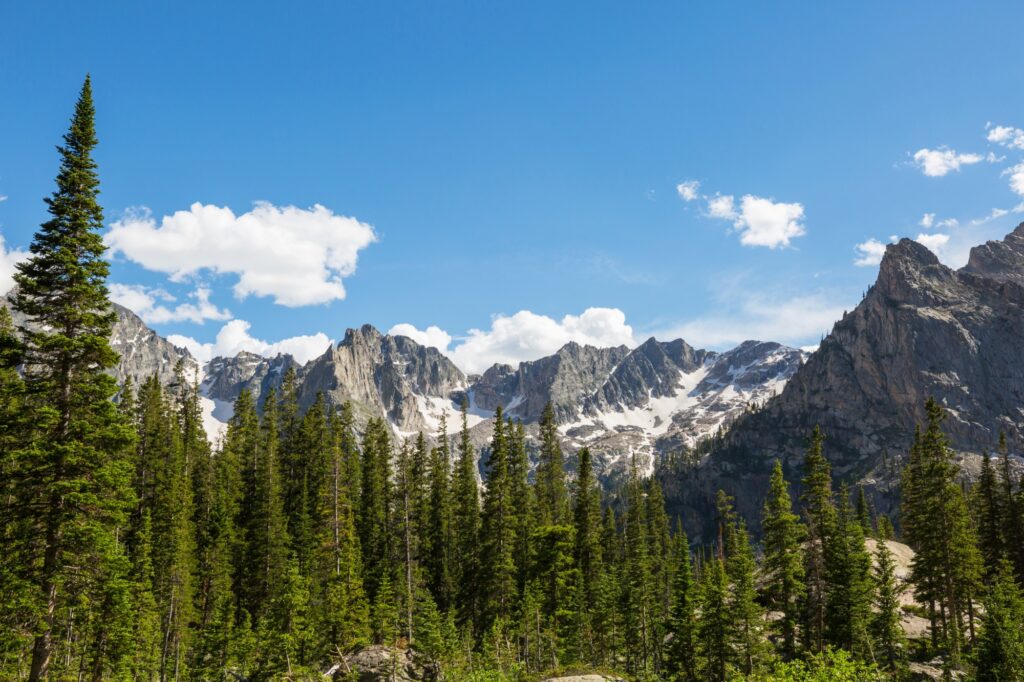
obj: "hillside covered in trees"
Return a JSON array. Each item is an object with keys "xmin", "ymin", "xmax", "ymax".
[{"xmin": 3, "ymin": 80, "xmax": 1024, "ymax": 682}]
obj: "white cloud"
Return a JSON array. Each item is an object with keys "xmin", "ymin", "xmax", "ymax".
[
  {"xmin": 1003, "ymin": 163, "xmax": 1024, "ymax": 196},
  {"xmin": 655, "ymin": 292, "xmax": 849, "ymax": 349},
  {"xmin": 919, "ymin": 213, "xmax": 935, "ymax": 229},
  {"xmin": 169, "ymin": 319, "xmax": 332, "ymax": 365},
  {"xmin": 675, "ymin": 180, "xmax": 701, "ymax": 201},
  {"xmin": 730, "ymin": 195, "xmax": 806, "ymax": 248},
  {"xmin": 987, "ymin": 124, "xmax": 1024, "ymax": 150},
  {"xmin": 0, "ymin": 233, "xmax": 28, "ymax": 294},
  {"xmin": 707, "ymin": 194, "xmax": 737, "ymax": 220},
  {"xmin": 911, "ymin": 147, "xmax": 988, "ymax": 177},
  {"xmin": 0, "ymin": 195, "xmax": 7, "ymax": 202},
  {"xmin": 109, "ymin": 283, "xmax": 232, "ymax": 325},
  {"xmin": 916, "ymin": 232, "xmax": 950, "ymax": 253},
  {"xmin": 105, "ymin": 201, "xmax": 376, "ymax": 307},
  {"xmin": 854, "ymin": 238, "xmax": 888, "ymax": 267},
  {"xmin": 393, "ymin": 307, "xmax": 636, "ymax": 374},
  {"xmin": 388, "ymin": 323, "xmax": 453, "ymax": 351},
  {"xmin": 937, "ymin": 218, "xmax": 960, "ymax": 229}
]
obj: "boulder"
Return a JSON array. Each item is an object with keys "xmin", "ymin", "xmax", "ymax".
[{"xmin": 334, "ymin": 645, "xmax": 438, "ymax": 682}]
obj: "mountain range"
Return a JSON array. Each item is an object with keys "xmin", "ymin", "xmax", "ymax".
[{"xmin": 6, "ymin": 223, "xmax": 1024, "ymax": 535}]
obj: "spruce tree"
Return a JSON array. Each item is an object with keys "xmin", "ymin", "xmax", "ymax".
[
  {"xmin": 972, "ymin": 560, "xmax": 1024, "ymax": 681},
  {"xmin": 697, "ymin": 556, "xmax": 731, "ymax": 682},
  {"xmin": 424, "ymin": 416, "xmax": 454, "ymax": 612},
  {"xmin": 903, "ymin": 398, "xmax": 983, "ymax": 668},
  {"xmin": 10, "ymin": 76, "xmax": 137, "ymax": 681},
  {"xmin": 664, "ymin": 526, "xmax": 698, "ymax": 682},
  {"xmin": 451, "ymin": 400, "xmax": 480, "ymax": 631},
  {"xmin": 824, "ymin": 483, "xmax": 873, "ymax": 657},
  {"xmin": 536, "ymin": 402, "xmax": 569, "ymax": 526},
  {"xmin": 479, "ymin": 408, "xmax": 517, "ymax": 628},
  {"xmin": 761, "ymin": 459, "xmax": 806, "ymax": 658},
  {"xmin": 358, "ymin": 417, "xmax": 393, "ymax": 602},
  {"xmin": 310, "ymin": 402, "xmax": 368, "ymax": 658},
  {"xmin": 871, "ymin": 540, "xmax": 906, "ymax": 672},
  {"xmin": 621, "ymin": 455, "xmax": 655, "ymax": 676},
  {"xmin": 572, "ymin": 447, "xmax": 603, "ymax": 663},
  {"xmin": 975, "ymin": 448, "xmax": 1004, "ymax": 580},
  {"xmin": 800, "ymin": 425, "xmax": 834, "ymax": 654}
]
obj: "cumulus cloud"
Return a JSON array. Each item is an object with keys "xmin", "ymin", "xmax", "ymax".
[
  {"xmin": 0, "ymin": 195, "xmax": 7, "ymax": 202},
  {"xmin": 388, "ymin": 323, "xmax": 453, "ymax": 351},
  {"xmin": 1003, "ymin": 163, "xmax": 1024, "ymax": 196},
  {"xmin": 169, "ymin": 319, "xmax": 332, "ymax": 365},
  {"xmin": 916, "ymin": 232, "xmax": 950, "ymax": 253},
  {"xmin": 853, "ymin": 238, "xmax": 888, "ymax": 267},
  {"xmin": 655, "ymin": 291, "xmax": 849, "ymax": 349},
  {"xmin": 675, "ymin": 180, "xmax": 701, "ymax": 201},
  {"xmin": 105, "ymin": 201, "xmax": 376, "ymax": 307},
  {"xmin": 707, "ymin": 194, "xmax": 737, "ymax": 220},
  {"xmin": 392, "ymin": 308, "xmax": 636, "ymax": 374},
  {"xmin": 919, "ymin": 213, "xmax": 935, "ymax": 229},
  {"xmin": 987, "ymin": 124, "xmax": 1024, "ymax": 150},
  {"xmin": 706, "ymin": 194, "xmax": 806, "ymax": 249},
  {"xmin": 109, "ymin": 283, "xmax": 232, "ymax": 325},
  {"xmin": 911, "ymin": 147, "xmax": 991, "ymax": 177},
  {"xmin": 0, "ymin": 233, "xmax": 28, "ymax": 294}
]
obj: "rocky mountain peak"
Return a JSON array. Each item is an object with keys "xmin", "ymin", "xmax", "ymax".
[
  {"xmin": 875, "ymin": 237, "xmax": 956, "ymax": 305},
  {"xmin": 962, "ymin": 222, "xmax": 1024, "ymax": 286}
]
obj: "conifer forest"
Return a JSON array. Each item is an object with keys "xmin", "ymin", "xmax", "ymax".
[{"xmin": 3, "ymin": 79, "xmax": 1024, "ymax": 682}]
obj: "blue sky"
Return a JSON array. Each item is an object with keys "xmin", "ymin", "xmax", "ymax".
[{"xmin": 3, "ymin": 2, "xmax": 1024, "ymax": 371}]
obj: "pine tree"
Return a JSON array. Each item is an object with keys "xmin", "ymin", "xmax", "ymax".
[
  {"xmin": 855, "ymin": 485, "xmax": 873, "ymax": 537},
  {"xmin": 424, "ymin": 415, "xmax": 454, "ymax": 612},
  {"xmin": 310, "ymin": 402, "xmax": 369, "ymax": 658},
  {"xmin": 9, "ymin": 76, "xmax": 137, "ymax": 681},
  {"xmin": 451, "ymin": 400, "xmax": 480, "ymax": 631},
  {"xmin": 761, "ymin": 459, "xmax": 806, "ymax": 658},
  {"xmin": 975, "ymin": 448, "xmax": 1004, "ymax": 581},
  {"xmin": 238, "ymin": 389, "xmax": 292, "ymax": 625},
  {"xmin": 572, "ymin": 447, "xmax": 603, "ymax": 664},
  {"xmin": 972, "ymin": 561, "xmax": 1024, "ymax": 681},
  {"xmin": 479, "ymin": 408, "xmax": 517, "ymax": 629},
  {"xmin": 621, "ymin": 455, "xmax": 655, "ymax": 676},
  {"xmin": 825, "ymin": 483, "xmax": 873, "ymax": 657},
  {"xmin": 903, "ymin": 398, "xmax": 983, "ymax": 668},
  {"xmin": 664, "ymin": 526, "xmax": 698, "ymax": 682},
  {"xmin": 536, "ymin": 402, "xmax": 569, "ymax": 527},
  {"xmin": 697, "ymin": 556, "xmax": 732, "ymax": 682},
  {"xmin": 358, "ymin": 417, "xmax": 393, "ymax": 602},
  {"xmin": 800, "ymin": 425, "xmax": 834, "ymax": 654},
  {"xmin": 871, "ymin": 540, "xmax": 906, "ymax": 672}
]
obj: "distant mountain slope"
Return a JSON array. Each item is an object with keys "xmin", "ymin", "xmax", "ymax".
[{"xmin": 665, "ymin": 223, "xmax": 1024, "ymax": 538}]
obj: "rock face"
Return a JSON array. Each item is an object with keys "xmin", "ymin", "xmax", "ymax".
[
  {"xmin": 297, "ymin": 324, "xmax": 469, "ymax": 433},
  {"xmin": 338, "ymin": 646, "xmax": 438, "ymax": 682},
  {"xmin": 666, "ymin": 224, "xmax": 1024, "ymax": 537},
  {"xmin": 202, "ymin": 351, "xmax": 297, "ymax": 406}
]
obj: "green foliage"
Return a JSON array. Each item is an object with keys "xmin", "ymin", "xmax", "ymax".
[
  {"xmin": 761, "ymin": 460, "xmax": 806, "ymax": 658},
  {"xmin": 971, "ymin": 561, "xmax": 1024, "ymax": 681},
  {"xmin": 755, "ymin": 647, "xmax": 885, "ymax": 681}
]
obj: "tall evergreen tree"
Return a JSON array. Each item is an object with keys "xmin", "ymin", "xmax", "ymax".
[
  {"xmin": 903, "ymin": 398, "xmax": 983, "ymax": 668},
  {"xmin": 871, "ymin": 539, "xmax": 906, "ymax": 673},
  {"xmin": 358, "ymin": 418, "xmax": 393, "ymax": 602},
  {"xmin": 9, "ymin": 76, "xmax": 137, "ymax": 681},
  {"xmin": 572, "ymin": 447, "xmax": 603, "ymax": 663},
  {"xmin": 535, "ymin": 402, "xmax": 569, "ymax": 527},
  {"xmin": 697, "ymin": 556, "xmax": 731, "ymax": 682},
  {"xmin": 972, "ymin": 560, "xmax": 1024, "ymax": 682},
  {"xmin": 761, "ymin": 459, "xmax": 806, "ymax": 658},
  {"xmin": 664, "ymin": 526, "xmax": 698, "ymax": 682},
  {"xmin": 825, "ymin": 483, "xmax": 873, "ymax": 658},
  {"xmin": 451, "ymin": 400, "xmax": 480, "ymax": 631},
  {"xmin": 479, "ymin": 408, "xmax": 517, "ymax": 628},
  {"xmin": 800, "ymin": 425, "xmax": 834, "ymax": 654},
  {"xmin": 975, "ymin": 448, "xmax": 1004, "ymax": 580},
  {"xmin": 424, "ymin": 415, "xmax": 454, "ymax": 612}
]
